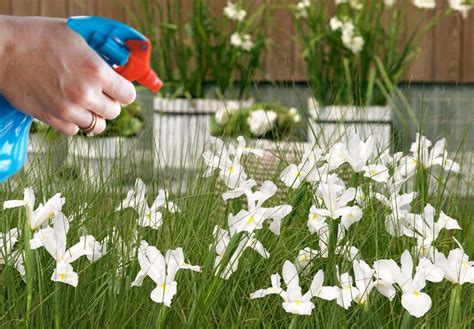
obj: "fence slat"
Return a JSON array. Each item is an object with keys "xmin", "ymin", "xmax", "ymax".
[
  {"xmin": 434, "ymin": 3, "xmax": 462, "ymax": 82},
  {"xmin": 96, "ymin": 0, "xmax": 125, "ymax": 21},
  {"xmin": 405, "ymin": 5, "xmax": 435, "ymax": 82},
  {"xmin": 266, "ymin": 0, "xmax": 295, "ymax": 81},
  {"xmin": 0, "ymin": 0, "xmax": 11, "ymax": 15},
  {"xmin": 462, "ymin": 13, "xmax": 474, "ymax": 82},
  {"xmin": 12, "ymin": 0, "xmax": 40, "ymax": 16},
  {"xmin": 41, "ymin": 0, "xmax": 67, "ymax": 17},
  {"xmin": 67, "ymin": 0, "xmax": 95, "ymax": 16}
]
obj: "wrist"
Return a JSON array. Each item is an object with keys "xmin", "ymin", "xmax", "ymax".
[{"xmin": 0, "ymin": 16, "xmax": 18, "ymax": 91}]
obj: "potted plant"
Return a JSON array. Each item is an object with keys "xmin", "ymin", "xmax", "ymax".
[
  {"xmin": 292, "ymin": 0, "xmax": 472, "ymax": 148},
  {"xmin": 131, "ymin": 0, "xmax": 269, "ymax": 168},
  {"xmin": 68, "ymin": 101, "xmax": 145, "ymax": 182},
  {"xmin": 210, "ymin": 102, "xmax": 307, "ymax": 180}
]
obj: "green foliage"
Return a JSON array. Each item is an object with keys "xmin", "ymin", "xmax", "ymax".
[
  {"xmin": 130, "ymin": 0, "xmax": 269, "ymax": 99},
  {"xmin": 99, "ymin": 102, "xmax": 144, "ymax": 138},
  {"xmin": 210, "ymin": 103, "xmax": 303, "ymax": 141},
  {"xmin": 30, "ymin": 102, "xmax": 144, "ymax": 138}
]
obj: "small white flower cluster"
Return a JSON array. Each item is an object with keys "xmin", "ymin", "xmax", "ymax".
[
  {"xmin": 230, "ymin": 33, "xmax": 254, "ymax": 51},
  {"xmin": 295, "ymin": 0, "xmax": 311, "ymax": 18},
  {"xmin": 131, "ymin": 241, "xmax": 201, "ymax": 307},
  {"xmin": 249, "ymin": 132, "xmax": 472, "ymax": 317},
  {"xmin": 336, "ymin": 0, "xmax": 363, "ymax": 10},
  {"xmin": 223, "ymin": 1, "xmax": 246, "ymax": 22},
  {"xmin": 225, "ymin": 1, "xmax": 254, "ymax": 51},
  {"xmin": 413, "ymin": 0, "xmax": 436, "ymax": 9},
  {"xmin": 449, "ymin": 0, "xmax": 473, "ymax": 19},
  {"xmin": 116, "ymin": 178, "xmax": 179, "ymax": 230},
  {"xmin": 203, "ymin": 136, "xmax": 264, "ymax": 189},
  {"xmin": 329, "ymin": 17, "xmax": 364, "ymax": 54},
  {"xmin": 289, "ymin": 108, "xmax": 301, "ymax": 123},
  {"xmin": 203, "ymin": 137, "xmax": 293, "ymax": 279}
]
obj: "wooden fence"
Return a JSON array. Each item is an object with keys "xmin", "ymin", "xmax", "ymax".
[{"xmin": 0, "ymin": 0, "xmax": 473, "ymax": 83}]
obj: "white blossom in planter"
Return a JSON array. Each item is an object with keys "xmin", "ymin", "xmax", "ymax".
[
  {"xmin": 413, "ymin": 0, "xmax": 436, "ymax": 9},
  {"xmin": 329, "ymin": 17, "xmax": 344, "ymax": 31},
  {"xmin": 230, "ymin": 33, "xmax": 254, "ymax": 51},
  {"xmin": 215, "ymin": 102, "xmax": 241, "ymax": 126},
  {"xmin": 295, "ymin": 0, "xmax": 310, "ymax": 18},
  {"xmin": 223, "ymin": 2, "xmax": 246, "ymax": 22},
  {"xmin": 449, "ymin": 0, "xmax": 473, "ymax": 18},
  {"xmin": 336, "ymin": 0, "xmax": 363, "ymax": 10},
  {"xmin": 247, "ymin": 109, "xmax": 277, "ymax": 137}
]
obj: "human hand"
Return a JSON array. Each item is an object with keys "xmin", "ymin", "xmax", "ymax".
[{"xmin": 0, "ymin": 16, "xmax": 136, "ymax": 135}]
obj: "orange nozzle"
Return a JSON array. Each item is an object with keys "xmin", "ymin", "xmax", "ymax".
[{"xmin": 115, "ymin": 40, "xmax": 162, "ymax": 93}]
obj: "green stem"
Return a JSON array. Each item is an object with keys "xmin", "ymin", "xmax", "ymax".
[
  {"xmin": 448, "ymin": 284, "xmax": 462, "ymax": 329},
  {"xmin": 54, "ymin": 284, "xmax": 61, "ymax": 329},
  {"xmin": 400, "ymin": 311, "xmax": 412, "ymax": 329},
  {"xmin": 288, "ymin": 316, "xmax": 300, "ymax": 329},
  {"xmin": 328, "ymin": 219, "xmax": 339, "ymax": 258},
  {"xmin": 23, "ymin": 219, "xmax": 34, "ymax": 328}
]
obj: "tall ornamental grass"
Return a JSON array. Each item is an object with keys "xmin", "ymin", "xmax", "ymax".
[
  {"xmin": 293, "ymin": 0, "xmax": 473, "ymax": 106},
  {"xmin": 0, "ymin": 125, "xmax": 473, "ymax": 328},
  {"xmin": 131, "ymin": 0, "xmax": 269, "ymax": 99}
]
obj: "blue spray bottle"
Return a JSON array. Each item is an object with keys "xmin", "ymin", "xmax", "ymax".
[{"xmin": 0, "ymin": 16, "xmax": 162, "ymax": 183}]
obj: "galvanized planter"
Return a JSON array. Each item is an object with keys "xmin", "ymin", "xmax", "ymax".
[
  {"xmin": 153, "ymin": 98, "xmax": 253, "ymax": 168},
  {"xmin": 307, "ymin": 98, "xmax": 392, "ymax": 149},
  {"xmin": 67, "ymin": 136, "xmax": 142, "ymax": 183}
]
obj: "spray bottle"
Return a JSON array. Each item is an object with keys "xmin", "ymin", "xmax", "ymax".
[{"xmin": 0, "ymin": 16, "xmax": 162, "ymax": 182}]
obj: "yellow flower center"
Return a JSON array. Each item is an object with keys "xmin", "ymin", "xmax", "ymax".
[
  {"xmin": 311, "ymin": 214, "xmax": 318, "ymax": 220},
  {"xmin": 462, "ymin": 261, "xmax": 468, "ymax": 269},
  {"xmin": 246, "ymin": 216, "xmax": 255, "ymax": 225},
  {"xmin": 145, "ymin": 212, "xmax": 151, "ymax": 220},
  {"xmin": 295, "ymin": 171, "xmax": 301, "ymax": 177},
  {"xmin": 298, "ymin": 255, "xmax": 308, "ymax": 262},
  {"xmin": 161, "ymin": 283, "xmax": 167, "ymax": 291},
  {"xmin": 295, "ymin": 300, "xmax": 302, "ymax": 306},
  {"xmin": 228, "ymin": 165, "xmax": 234, "ymax": 174},
  {"xmin": 411, "ymin": 159, "xmax": 418, "ymax": 165},
  {"xmin": 370, "ymin": 169, "xmax": 377, "ymax": 175},
  {"xmin": 348, "ymin": 213, "xmax": 354, "ymax": 219},
  {"xmin": 336, "ymin": 152, "xmax": 344, "ymax": 158},
  {"xmin": 59, "ymin": 273, "xmax": 66, "ymax": 280},
  {"xmin": 421, "ymin": 247, "xmax": 427, "ymax": 255},
  {"xmin": 413, "ymin": 290, "xmax": 420, "ymax": 297}
]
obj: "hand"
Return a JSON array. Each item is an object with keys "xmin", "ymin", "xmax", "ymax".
[{"xmin": 0, "ymin": 16, "xmax": 136, "ymax": 136}]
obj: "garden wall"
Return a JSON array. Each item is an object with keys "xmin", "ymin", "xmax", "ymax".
[{"xmin": 0, "ymin": 0, "xmax": 473, "ymax": 83}]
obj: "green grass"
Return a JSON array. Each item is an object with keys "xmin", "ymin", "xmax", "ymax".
[{"xmin": 0, "ymin": 130, "xmax": 473, "ymax": 329}]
